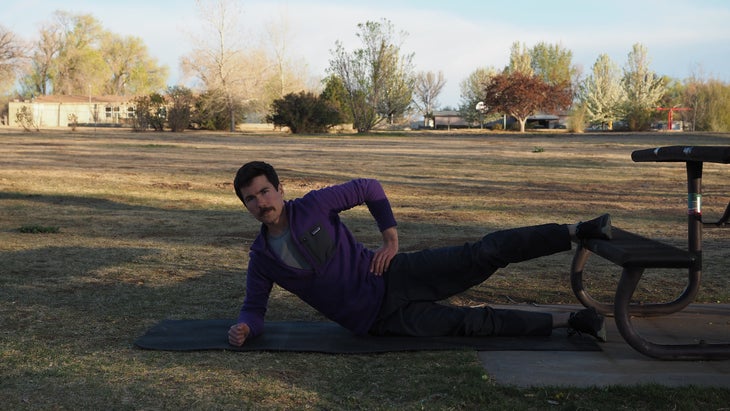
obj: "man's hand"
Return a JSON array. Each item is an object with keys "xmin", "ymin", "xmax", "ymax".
[
  {"xmin": 228, "ymin": 322, "xmax": 251, "ymax": 346},
  {"xmin": 370, "ymin": 226, "xmax": 398, "ymax": 275}
]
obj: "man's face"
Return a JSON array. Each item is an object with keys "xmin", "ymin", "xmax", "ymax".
[{"xmin": 239, "ymin": 174, "xmax": 285, "ymax": 227}]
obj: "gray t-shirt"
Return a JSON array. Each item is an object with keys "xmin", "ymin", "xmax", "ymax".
[{"xmin": 267, "ymin": 227, "xmax": 312, "ymax": 270}]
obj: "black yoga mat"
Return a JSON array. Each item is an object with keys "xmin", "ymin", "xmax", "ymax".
[{"xmin": 134, "ymin": 319, "xmax": 601, "ymax": 353}]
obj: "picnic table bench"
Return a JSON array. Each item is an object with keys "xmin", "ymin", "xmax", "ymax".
[{"xmin": 570, "ymin": 145, "xmax": 730, "ymax": 360}]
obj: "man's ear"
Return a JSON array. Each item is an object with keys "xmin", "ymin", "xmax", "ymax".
[{"xmin": 277, "ymin": 184, "xmax": 284, "ymax": 197}]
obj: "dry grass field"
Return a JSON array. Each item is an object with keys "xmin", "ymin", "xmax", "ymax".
[{"xmin": 1, "ymin": 128, "xmax": 729, "ymax": 409}]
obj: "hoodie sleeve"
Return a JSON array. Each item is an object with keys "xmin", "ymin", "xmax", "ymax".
[
  {"xmin": 312, "ymin": 178, "xmax": 397, "ymax": 232},
  {"xmin": 237, "ymin": 255, "xmax": 273, "ymax": 338}
]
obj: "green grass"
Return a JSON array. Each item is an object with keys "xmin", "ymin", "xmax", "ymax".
[
  {"xmin": 1, "ymin": 128, "xmax": 729, "ymax": 409},
  {"xmin": 17, "ymin": 224, "xmax": 60, "ymax": 234}
]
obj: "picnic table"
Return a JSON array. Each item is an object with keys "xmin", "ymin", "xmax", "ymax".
[{"xmin": 570, "ymin": 146, "xmax": 730, "ymax": 360}]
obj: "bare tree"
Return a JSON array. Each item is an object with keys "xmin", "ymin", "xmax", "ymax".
[
  {"xmin": 182, "ymin": 0, "xmax": 242, "ymax": 132},
  {"xmin": 182, "ymin": 0, "xmax": 267, "ymax": 131},
  {"xmin": 264, "ymin": 11, "xmax": 288, "ymax": 101},
  {"xmin": 0, "ymin": 25, "xmax": 28, "ymax": 94},
  {"xmin": 413, "ymin": 71, "xmax": 446, "ymax": 127},
  {"xmin": 262, "ymin": 8, "xmax": 309, "ymax": 105},
  {"xmin": 23, "ymin": 23, "xmax": 63, "ymax": 96}
]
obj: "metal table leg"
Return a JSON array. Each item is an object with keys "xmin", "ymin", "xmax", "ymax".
[
  {"xmin": 571, "ymin": 245, "xmax": 701, "ymax": 317},
  {"xmin": 614, "ymin": 266, "xmax": 730, "ymax": 360}
]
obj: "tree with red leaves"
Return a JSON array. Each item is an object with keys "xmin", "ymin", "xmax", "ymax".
[{"xmin": 483, "ymin": 71, "xmax": 572, "ymax": 132}]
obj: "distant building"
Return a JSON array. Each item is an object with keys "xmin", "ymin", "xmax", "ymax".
[
  {"xmin": 485, "ymin": 112, "xmax": 567, "ymax": 130},
  {"xmin": 7, "ymin": 95, "xmax": 136, "ymax": 128},
  {"xmin": 430, "ymin": 110, "xmax": 567, "ymax": 130},
  {"xmin": 526, "ymin": 113, "xmax": 561, "ymax": 129},
  {"xmin": 432, "ymin": 110, "xmax": 469, "ymax": 129}
]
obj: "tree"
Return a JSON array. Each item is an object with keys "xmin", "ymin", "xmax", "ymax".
[
  {"xmin": 682, "ymin": 73, "xmax": 730, "ymax": 132},
  {"xmin": 530, "ymin": 42, "xmax": 577, "ymax": 87},
  {"xmin": 329, "ymin": 41, "xmax": 373, "ymax": 132},
  {"xmin": 261, "ymin": 9, "xmax": 309, "ymax": 108},
  {"xmin": 320, "ymin": 74, "xmax": 353, "ymax": 123},
  {"xmin": 190, "ymin": 88, "xmax": 238, "ymax": 130},
  {"xmin": 15, "ymin": 106, "xmax": 38, "ymax": 132},
  {"xmin": 328, "ymin": 18, "xmax": 415, "ymax": 133},
  {"xmin": 621, "ymin": 43, "xmax": 665, "ymax": 131},
  {"xmin": 413, "ymin": 71, "xmax": 446, "ymax": 127},
  {"xmin": 266, "ymin": 91, "xmax": 342, "ymax": 134},
  {"xmin": 578, "ymin": 54, "xmax": 625, "ymax": 129},
  {"xmin": 698, "ymin": 80, "xmax": 730, "ymax": 132},
  {"xmin": 682, "ymin": 71, "xmax": 703, "ymax": 131},
  {"xmin": 166, "ymin": 85, "xmax": 194, "ymax": 132},
  {"xmin": 377, "ymin": 44, "xmax": 415, "ymax": 125},
  {"xmin": 22, "ymin": 22, "xmax": 62, "ymax": 96},
  {"xmin": 22, "ymin": 11, "xmax": 166, "ymax": 97},
  {"xmin": 46, "ymin": 11, "xmax": 107, "ymax": 95},
  {"xmin": 458, "ymin": 67, "xmax": 497, "ymax": 127},
  {"xmin": 0, "ymin": 25, "xmax": 27, "ymax": 95},
  {"xmin": 568, "ymin": 101, "xmax": 588, "ymax": 133},
  {"xmin": 508, "ymin": 42, "xmax": 533, "ymax": 76},
  {"xmin": 131, "ymin": 92, "xmax": 165, "ymax": 131},
  {"xmin": 483, "ymin": 71, "xmax": 571, "ymax": 133},
  {"xmin": 101, "ymin": 33, "xmax": 167, "ymax": 95},
  {"xmin": 181, "ymin": 0, "xmax": 266, "ymax": 131}
]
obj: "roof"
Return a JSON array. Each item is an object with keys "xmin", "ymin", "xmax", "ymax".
[
  {"xmin": 528, "ymin": 114, "xmax": 560, "ymax": 120},
  {"xmin": 29, "ymin": 95, "xmax": 135, "ymax": 104},
  {"xmin": 433, "ymin": 110, "xmax": 461, "ymax": 117}
]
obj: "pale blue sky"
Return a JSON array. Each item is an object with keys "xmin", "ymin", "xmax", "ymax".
[{"xmin": 4, "ymin": 0, "xmax": 729, "ymax": 107}]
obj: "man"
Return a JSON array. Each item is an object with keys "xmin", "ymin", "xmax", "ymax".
[{"xmin": 228, "ymin": 161, "xmax": 610, "ymax": 346}]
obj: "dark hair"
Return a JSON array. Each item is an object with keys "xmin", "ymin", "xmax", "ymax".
[{"xmin": 233, "ymin": 161, "xmax": 280, "ymax": 204}]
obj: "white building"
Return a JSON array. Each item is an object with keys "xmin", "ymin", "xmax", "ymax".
[{"xmin": 7, "ymin": 95, "xmax": 137, "ymax": 128}]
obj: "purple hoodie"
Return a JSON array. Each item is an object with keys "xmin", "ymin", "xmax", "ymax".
[{"xmin": 237, "ymin": 178, "xmax": 398, "ymax": 337}]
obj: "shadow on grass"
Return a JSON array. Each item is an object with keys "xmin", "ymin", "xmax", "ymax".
[
  {"xmin": 0, "ymin": 190, "xmax": 258, "ymax": 244},
  {"xmin": 0, "ymin": 191, "xmax": 158, "ymax": 211}
]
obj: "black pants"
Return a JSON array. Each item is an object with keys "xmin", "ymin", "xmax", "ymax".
[{"xmin": 369, "ymin": 223, "xmax": 572, "ymax": 337}]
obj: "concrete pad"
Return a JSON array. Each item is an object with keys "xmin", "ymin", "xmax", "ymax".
[{"xmin": 478, "ymin": 304, "xmax": 730, "ymax": 387}]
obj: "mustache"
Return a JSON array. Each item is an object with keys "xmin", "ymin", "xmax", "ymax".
[{"xmin": 258, "ymin": 207, "xmax": 275, "ymax": 217}]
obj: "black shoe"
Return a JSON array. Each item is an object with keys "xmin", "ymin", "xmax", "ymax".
[
  {"xmin": 575, "ymin": 213, "xmax": 612, "ymax": 240},
  {"xmin": 568, "ymin": 307, "xmax": 607, "ymax": 342}
]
